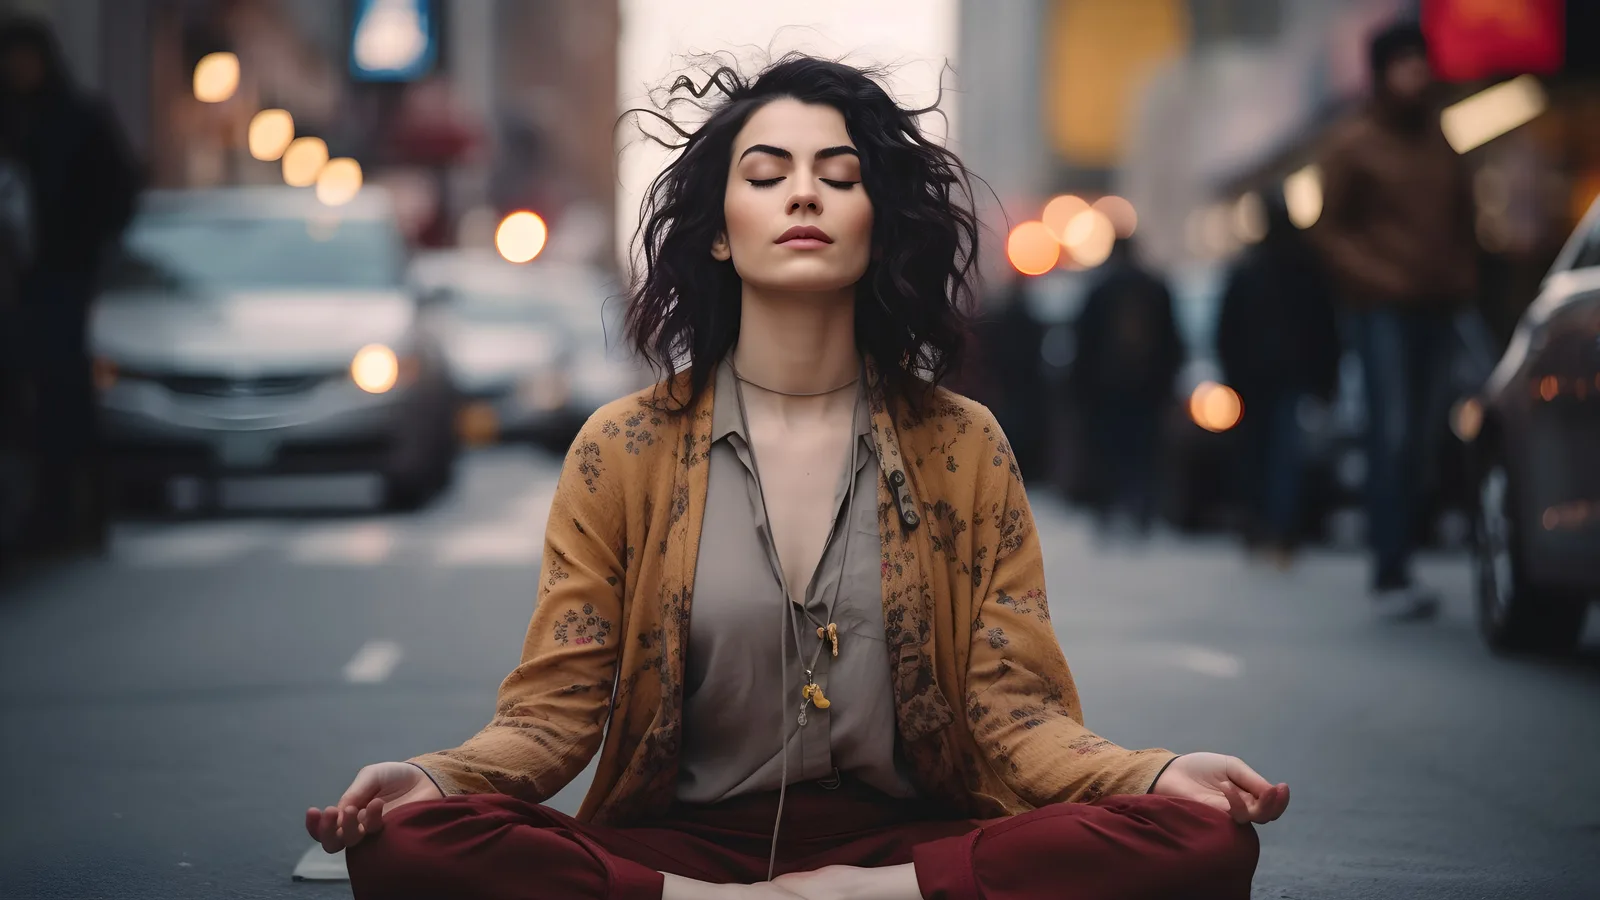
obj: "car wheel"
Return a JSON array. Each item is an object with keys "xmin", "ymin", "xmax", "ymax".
[{"xmin": 1472, "ymin": 444, "xmax": 1588, "ymax": 654}]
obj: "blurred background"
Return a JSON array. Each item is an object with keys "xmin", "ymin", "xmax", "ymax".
[{"xmin": 0, "ymin": 1, "xmax": 1597, "ymax": 898}]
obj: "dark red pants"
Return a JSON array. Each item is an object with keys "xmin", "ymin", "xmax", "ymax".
[{"xmin": 347, "ymin": 781, "xmax": 1258, "ymax": 899}]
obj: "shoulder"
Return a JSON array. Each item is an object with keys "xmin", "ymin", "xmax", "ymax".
[
  {"xmin": 561, "ymin": 379, "xmax": 693, "ymax": 490},
  {"xmin": 901, "ymin": 387, "xmax": 1018, "ymax": 484}
]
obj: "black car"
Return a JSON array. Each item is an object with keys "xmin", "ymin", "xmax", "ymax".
[{"xmin": 1466, "ymin": 198, "xmax": 1600, "ymax": 653}]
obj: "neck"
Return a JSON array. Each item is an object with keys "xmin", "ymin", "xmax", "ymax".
[{"xmin": 730, "ymin": 283, "xmax": 859, "ymax": 400}]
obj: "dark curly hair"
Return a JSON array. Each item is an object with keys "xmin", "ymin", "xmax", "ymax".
[{"xmin": 622, "ymin": 53, "xmax": 981, "ymax": 414}]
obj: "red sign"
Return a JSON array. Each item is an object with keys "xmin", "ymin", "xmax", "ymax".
[{"xmin": 1422, "ymin": 0, "xmax": 1565, "ymax": 82}]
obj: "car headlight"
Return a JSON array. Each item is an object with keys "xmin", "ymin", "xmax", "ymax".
[{"xmin": 351, "ymin": 344, "xmax": 399, "ymax": 393}]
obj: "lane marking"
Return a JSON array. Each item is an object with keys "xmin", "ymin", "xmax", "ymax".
[
  {"xmin": 115, "ymin": 523, "xmax": 279, "ymax": 567},
  {"xmin": 1145, "ymin": 642, "xmax": 1244, "ymax": 679},
  {"xmin": 285, "ymin": 522, "xmax": 397, "ymax": 566},
  {"xmin": 342, "ymin": 640, "xmax": 403, "ymax": 684}
]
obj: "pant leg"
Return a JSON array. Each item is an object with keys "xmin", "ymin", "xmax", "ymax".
[
  {"xmin": 346, "ymin": 795, "xmax": 681, "ymax": 900},
  {"xmin": 1352, "ymin": 309, "xmax": 1412, "ymax": 589},
  {"xmin": 913, "ymin": 795, "xmax": 1258, "ymax": 900},
  {"xmin": 1262, "ymin": 391, "xmax": 1306, "ymax": 543}
]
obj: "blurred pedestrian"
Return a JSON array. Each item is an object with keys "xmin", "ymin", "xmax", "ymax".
[
  {"xmin": 1311, "ymin": 21, "xmax": 1477, "ymax": 619},
  {"xmin": 1217, "ymin": 190, "xmax": 1341, "ymax": 566},
  {"xmin": 0, "ymin": 16, "xmax": 139, "ymax": 559},
  {"xmin": 963, "ymin": 276, "xmax": 1047, "ymax": 481},
  {"xmin": 1070, "ymin": 236, "xmax": 1184, "ymax": 537}
]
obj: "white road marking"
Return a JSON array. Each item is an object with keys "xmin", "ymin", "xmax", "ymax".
[
  {"xmin": 435, "ymin": 526, "xmax": 544, "ymax": 566},
  {"xmin": 115, "ymin": 523, "xmax": 279, "ymax": 567},
  {"xmin": 1145, "ymin": 642, "xmax": 1245, "ymax": 679},
  {"xmin": 342, "ymin": 640, "xmax": 403, "ymax": 684},
  {"xmin": 284, "ymin": 522, "xmax": 397, "ymax": 566}
]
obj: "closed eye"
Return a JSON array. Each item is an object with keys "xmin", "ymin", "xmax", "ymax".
[
  {"xmin": 747, "ymin": 177, "xmax": 784, "ymax": 188},
  {"xmin": 822, "ymin": 179, "xmax": 859, "ymax": 189}
]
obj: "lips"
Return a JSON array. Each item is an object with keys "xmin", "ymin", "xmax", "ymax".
[{"xmin": 776, "ymin": 225, "xmax": 833, "ymax": 244}]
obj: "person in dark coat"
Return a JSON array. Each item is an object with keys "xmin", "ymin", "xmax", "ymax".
[
  {"xmin": 0, "ymin": 15, "xmax": 140, "ymax": 557},
  {"xmin": 1217, "ymin": 190, "xmax": 1341, "ymax": 563},
  {"xmin": 1070, "ymin": 237, "xmax": 1184, "ymax": 536}
]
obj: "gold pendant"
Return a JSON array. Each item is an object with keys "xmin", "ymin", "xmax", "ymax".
[
  {"xmin": 816, "ymin": 622, "xmax": 840, "ymax": 657},
  {"xmin": 801, "ymin": 681, "xmax": 831, "ymax": 710}
]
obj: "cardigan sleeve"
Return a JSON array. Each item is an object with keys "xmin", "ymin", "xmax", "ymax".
[
  {"xmin": 963, "ymin": 412, "xmax": 1178, "ymax": 804},
  {"xmin": 408, "ymin": 416, "xmax": 629, "ymax": 801}
]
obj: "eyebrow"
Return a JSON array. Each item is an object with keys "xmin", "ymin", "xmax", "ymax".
[{"xmin": 738, "ymin": 144, "xmax": 860, "ymax": 163}]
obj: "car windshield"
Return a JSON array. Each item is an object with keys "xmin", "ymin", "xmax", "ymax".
[{"xmin": 106, "ymin": 214, "xmax": 405, "ymax": 291}]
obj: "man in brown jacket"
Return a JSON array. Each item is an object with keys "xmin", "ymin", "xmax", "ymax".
[{"xmin": 1313, "ymin": 21, "xmax": 1477, "ymax": 619}]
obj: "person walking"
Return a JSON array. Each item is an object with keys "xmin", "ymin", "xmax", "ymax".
[{"xmin": 1311, "ymin": 21, "xmax": 1477, "ymax": 619}]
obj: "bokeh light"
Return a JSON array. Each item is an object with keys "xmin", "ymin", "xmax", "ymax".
[
  {"xmin": 247, "ymin": 109, "xmax": 295, "ymax": 162},
  {"xmin": 192, "ymin": 52, "xmax": 239, "ymax": 103},
  {"xmin": 495, "ymin": 211, "xmax": 549, "ymax": 264},
  {"xmin": 1006, "ymin": 221, "xmax": 1061, "ymax": 275},
  {"xmin": 1189, "ymin": 381, "xmax": 1243, "ymax": 433},
  {"xmin": 282, "ymin": 137, "xmax": 329, "ymax": 187},
  {"xmin": 351, "ymin": 344, "xmax": 399, "ymax": 394},
  {"xmin": 1042, "ymin": 195, "xmax": 1089, "ymax": 244},
  {"xmin": 1063, "ymin": 208, "xmax": 1116, "ymax": 267},
  {"xmin": 1232, "ymin": 192, "xmax": 1267, "ymax": 245},
  {"xmin": 1285, "ymin": 165, "xmax": 1322, "ymax": 229},
  {"xmin": 1092, "ymin": 195, "xmax": 1138, "ymax": 238},
  {"xmin": 315, "ymin": 158, "xmax": 364, "ymax": 206}
]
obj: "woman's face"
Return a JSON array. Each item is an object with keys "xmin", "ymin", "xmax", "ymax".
[{"xmin": 714, "ymin": 98, "xmax": 873, "ymax": 294}]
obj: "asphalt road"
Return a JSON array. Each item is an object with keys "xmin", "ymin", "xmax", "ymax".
[{"xmin": 1, "ymin": 445, "xmax": 1596, "ymax": 900}]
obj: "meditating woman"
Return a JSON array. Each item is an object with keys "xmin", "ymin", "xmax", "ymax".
[{"xmin": 307, "ymin": 54, "xmax": 1290, "ymax": 900}]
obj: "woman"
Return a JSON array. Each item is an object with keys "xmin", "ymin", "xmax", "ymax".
[{"xmin": 308, "ymin": 55, "xmax": 1289, "ymax": 900}]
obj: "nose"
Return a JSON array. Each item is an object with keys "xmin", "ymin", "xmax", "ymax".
[{"xmin": 787, "ymin": 185, "xmax": 822, "ymax": 216}]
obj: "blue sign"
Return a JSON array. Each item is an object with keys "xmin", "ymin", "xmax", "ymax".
[{"xmin": 349, "ymin": 0, "xmax": 436, "ymax": 82}]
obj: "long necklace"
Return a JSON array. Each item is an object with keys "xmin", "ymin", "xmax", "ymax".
[
  {"xmin": 734, "ymin": 369, "xmax": 860, "ymax": 398},
  {"xmin": 729, "ymin": 360, "xmax": 860, "ymax": 726}
]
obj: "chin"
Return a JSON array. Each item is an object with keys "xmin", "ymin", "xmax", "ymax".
[{"xmin": 740, "ymin": 264, "xmax": 867, "ymax": 295}]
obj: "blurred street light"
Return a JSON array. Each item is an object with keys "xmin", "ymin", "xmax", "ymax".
[
  {"xmin": 1006, "ymin": 221, "xmax": 1060, "ymax": 275},
  {"xmin": 282, "ymin": 137, "xmax": 329, "ymax": 187},
  {"xmin": 1063, "ymin": 208, "xmax": 1115, "ymax": 267},
  {"xmin": 1092, "ymin": 195, "xmax": 1138, "ymax": 238},
  {"xmin": 316, "ymin": 158, "xmax": 364, "ymax": 206},
  {"xmin": 1042, "ymin": 194, "xmax": 1089, "ymax": 243},
  {"xmin": 1442, "ymin": 75, "xmax": 1547, "ymax": 155},
  {"xmin": 193, "ymin": 52, "xmax": 240, "ymax": 104},
  {"xmin": 495, "ymin": 211, "xmax": 549, "ymax": 263},
  {"xmin": 1189, "ymin": 381, "xmax": 1242, "ymax": 433},
  {"xmin": 1232, "ymin": 192, "xmax": 1267, "ymax": 245},
  {"xmin": 248, "ymin": 109, "xmax": 295, "ymax": 161},
  {"xmin": 1284, "ymin": 165, "xmax": 1322, "ymax": 230}
]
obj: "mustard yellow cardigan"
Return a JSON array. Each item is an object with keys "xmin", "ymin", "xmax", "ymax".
[{"xmin": 410, "ymin": 366, "xmax": 1176, "ymax": 825}]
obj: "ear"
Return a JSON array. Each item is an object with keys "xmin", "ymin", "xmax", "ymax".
[{"xmin": 711, "ymin": 232, "xmax": 731, "ymax": 261}]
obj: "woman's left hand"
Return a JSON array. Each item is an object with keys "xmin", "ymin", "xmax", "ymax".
[{"xmin": 1150, "ymin": 752, "xmax": 1290, "ymax": 824}]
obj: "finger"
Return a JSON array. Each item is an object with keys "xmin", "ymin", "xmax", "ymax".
[
  {"xmin": 1222, "ymin": 784, "xmax": 1251, "ymax": 824},
  {"xmin": 305, "ymin": 808, "xmax": 323, "ymax": 842},
  {"xmin": 1267, "ymin": 784, "xmax": 1291, "ymax": 821},
  {"xmin": 318, "ymin": 806, "xmax": 342, "ymax": 854},
  {"xmin": 364, "ymin": 797, "xmax": 387, "ymax": 836},
  {"xmin": 1225, "ymin": 758, "xmax": 1274, "ymax": 797},
  {"xmin": 340, "ymin": 805, "xmax": 361, "ymax": 845}
]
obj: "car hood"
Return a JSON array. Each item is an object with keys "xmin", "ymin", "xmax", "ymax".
[{"xmin": 91, "ymin": 288, "xmax": 417, "ymax": 374}]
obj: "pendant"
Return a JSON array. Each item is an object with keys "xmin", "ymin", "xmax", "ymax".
[
  {"xmin": 801, "ymin": 681, "xmax": 831, "ymax": 710},
  {"xmin": 816, "ymin": 622, "xmax": 840, "ymax": 658}
]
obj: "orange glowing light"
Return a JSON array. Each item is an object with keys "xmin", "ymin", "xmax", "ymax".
[
  {"xmin": 1042, "ymin": 195, "xmax": 1089, "ymax": 243},
  {"xmin": 495, "ymin": 211, "xmax": 549, "ymax": 263},
  {"xmin": 1189, "ymin": 381, "xmax": 1243, "ymax": 433},
  {"xmin": 1092, "ymin": 195, "xmax": 1138, "ymax": 237},
  {"xmin": 1006, "ymin": 221, "xmax": 1061, "ymax": 275},
  {"xmin": 1539, "ymin": 375, "xmax": 1558, "ymax": 401}
]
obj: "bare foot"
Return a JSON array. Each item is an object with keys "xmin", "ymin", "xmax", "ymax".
[{"xmin": 770, "ymin": 863, "xmax": 922, "ymax": 900}]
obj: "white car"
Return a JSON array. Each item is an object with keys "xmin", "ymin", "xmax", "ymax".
[{"xmin": 91, "ymin": 187, "xmax": 457, "ymax": 512}]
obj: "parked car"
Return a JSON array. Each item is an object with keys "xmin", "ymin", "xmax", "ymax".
[
  {"xmin": 1466, "ymin": 197, "xmax": 1600, "ymax": 653},
  {"xmin": 409, "ymin": 249, "xmax": 571, "ymax": 444},
  {"xmin": 90, "ymin": 187, "xmax": 457, "ymax": 512}
]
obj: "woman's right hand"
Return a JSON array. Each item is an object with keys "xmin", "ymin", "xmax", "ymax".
[{"xmin": 305, "ymin": 762, "xmax": 444, "ymax": 853}]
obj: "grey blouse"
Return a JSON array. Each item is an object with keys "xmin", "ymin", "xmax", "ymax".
[{"xmin": 674, "ymin": 362, "xmax": 920, "ymax": 803}]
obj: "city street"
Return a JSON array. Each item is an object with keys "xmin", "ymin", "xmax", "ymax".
[{"xmin": 1, "ymin": 446, "xmax": 1596, "ymax": 900}]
